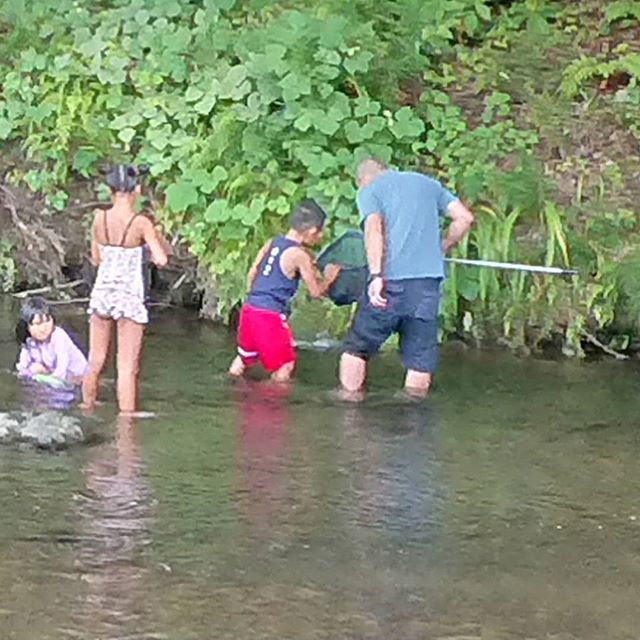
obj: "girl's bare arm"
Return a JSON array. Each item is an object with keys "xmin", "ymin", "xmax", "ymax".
[
  {"xmin": 141, "ymin": 217, "xmax": 169, "ymax": 267},
  {"xmin": 90, "ymin": 214, "xmax": 102, "ymax": 266}
]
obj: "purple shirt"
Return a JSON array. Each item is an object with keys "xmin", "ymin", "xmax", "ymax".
[{"xmin": 16, "ymin": 326, "xmax": 88, "ymax": 381}]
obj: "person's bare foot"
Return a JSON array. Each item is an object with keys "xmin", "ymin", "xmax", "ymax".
[
  {"xmin": 403, "ymin": 386, "xmax": 430, "ymax": 400},
  {"xmin": 119, "ymin": 410, "xmax": 157, "ymax": 419},
  {"xmin": 228, "ymin": 356, "xmax": 245, "ymax": 377},
  {"xmin": 80, "ymin": 401, "xmax": 110, "ymax": 418},
  {"xmin": 79, "ymin": 402, "xmax": 96, "ymax": 417},
  {"xmin": 335, "ymin": 387, "xmax": 366, "ymax": 403}
]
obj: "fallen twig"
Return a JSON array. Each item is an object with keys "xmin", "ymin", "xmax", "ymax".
[
  {"xmin": 171, "ymin": 273, "xmax": 187, "ymax": 290},
  {"xmin": 66, "ymin": 201, "xmax": 107, "ymax": 211},
  {"xmin": 46, "ymin": 297, "xmax": 89, "ymax": 306},
  {"xmin": 582, "ymin": 331, "xmax": 629, "ymax": 360},
  {"xmin": 12, "ymin": 280, "xmax": 84, "ymax": 299}
]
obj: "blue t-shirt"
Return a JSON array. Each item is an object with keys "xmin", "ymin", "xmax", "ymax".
[{"xmin": 357, "ymin": 170, "xmax": 458, "ymax": 280}]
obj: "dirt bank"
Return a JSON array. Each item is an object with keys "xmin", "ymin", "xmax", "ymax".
[{"xmin": 0, "ymin": 170, "xmax": 205, "ymax": 312}]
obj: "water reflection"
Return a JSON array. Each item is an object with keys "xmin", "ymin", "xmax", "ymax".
[
  {"xmin": 234, "ymin": 380, "xmax": 291, "ymax": 536},
  {"xmin": 18, "ymin": 377, "xmax": 79, "ymax": 411},
  {"xmin": 70, "ymin": 415, "xmax": 153, "ymax": 639},
  {"xmin": 338, "ymin": 401, "xmax": 445, "ymax": 544},
  {"xmin": 2, "ymin": 298, "xmax": 640, "ymax": 639}
]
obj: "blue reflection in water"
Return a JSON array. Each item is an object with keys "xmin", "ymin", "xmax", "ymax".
[{"xmin": 338, "ymin": 401, "xmax": 445, "ymax": 545}]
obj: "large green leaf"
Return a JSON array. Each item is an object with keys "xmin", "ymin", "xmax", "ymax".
[
  {"xmin": 166, "ymin": 181, "xmax": 200, "ymax": 212},
  {"xmin": 118, "ymin": 127, "xmax": 136, "ymax": 144},
  {"xmin": 391, "ymin": 107, "xmax": 425, "ymax": 140},
  {"xmin": 204, "ymin": 199, "xmax": 232, "ymax": 224},
  {"xmin": 280, "ymin": 72, "xmax": 312, "ymax": 102},
  {"xmin": 343, "ymin": 51, "xmax": 373, "ymax": 76},
  {"xmin": 0, "ymin": 117, "xmax": 13, "ymax": 140}
]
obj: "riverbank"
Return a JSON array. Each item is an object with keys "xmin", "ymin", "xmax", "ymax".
[
  {"xmin": 2, "ymin": 2, "xmax": 640, "ymax": 357},
  {"xmin": 0, "ymin": 170, "xmax": 206, "ymax": 312}
]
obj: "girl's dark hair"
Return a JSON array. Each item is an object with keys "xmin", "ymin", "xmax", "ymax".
[
  {"xmin": 105, "ymin": 164, "xmax": 150, "ymax": 193},
  {"xmin": 15, "ymin": 296, "xmax": 54, "ymax": 345}
]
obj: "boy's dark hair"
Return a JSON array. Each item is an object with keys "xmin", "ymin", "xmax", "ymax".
[
  {"xmin": 105, "ymin": 164, "xmax": 150, "ymax": 193},
  {"xmin": 15, "ymin": 296, "xmax": 54, "ymax": 345},
  {"xmin": 289, "ymin": 199, "xmax": 327, "ymax": 232}
]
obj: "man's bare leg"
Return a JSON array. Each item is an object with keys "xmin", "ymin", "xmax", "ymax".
[
  {"xmin": 338, "ymin": 353, "xmax": 367, "ymax": 401},
  {"xmin": 404, "ymin": 369, "xmax": 433, "ymax": 399}
]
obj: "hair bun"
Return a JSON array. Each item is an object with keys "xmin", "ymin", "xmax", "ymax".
[{"xmin": 105, "ymin": 163, "xmax": 146, "ymax": 193}]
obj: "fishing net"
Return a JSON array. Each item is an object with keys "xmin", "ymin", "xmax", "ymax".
[{"xmin": 317, "ymin": 230, "xmax": 368, "ymax": 305}]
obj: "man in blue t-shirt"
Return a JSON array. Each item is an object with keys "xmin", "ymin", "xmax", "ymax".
[{"xmin": 339, "ymin": 158, "xmax": 475, "ymax": 398}]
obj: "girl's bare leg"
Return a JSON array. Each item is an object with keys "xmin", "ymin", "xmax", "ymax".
[
  {"xmin": 116, "ymin": 319, "xmax": 145, "ymax": 415},
  {"xmin": 82, "ymin": 315, "xmax": 114, "ymax": 410}
]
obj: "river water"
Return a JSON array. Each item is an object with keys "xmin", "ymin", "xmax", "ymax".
[{"xmin": 0, "ymin": 296, "xmax": 639, "ymax": 639}]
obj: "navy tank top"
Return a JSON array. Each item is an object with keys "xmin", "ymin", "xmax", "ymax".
[{"xmin": 247, "ymin": 236, "xmax": 301, "ymax": 314}]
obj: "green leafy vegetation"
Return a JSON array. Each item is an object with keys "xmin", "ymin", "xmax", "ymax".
[
  {"xmin": 0, "ymin": 239, "xmax": 16, "ymax": 292},
  {"xmin": 0, "ymin": 0, "xmax": 639, "ymax": 355}
]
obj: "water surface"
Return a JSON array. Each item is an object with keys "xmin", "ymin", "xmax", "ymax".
[{"xmin": 1, "ymin": 297, "xmax": 639, "ymax": 639}]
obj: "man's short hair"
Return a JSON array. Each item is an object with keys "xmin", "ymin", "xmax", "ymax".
[
  {"xmin": 356, "ymin": 158, "xmax": 388, "ymax": 184},
  {"xmin": 289, "ymin": 199, "xmax": 327, "ymax": 231}
]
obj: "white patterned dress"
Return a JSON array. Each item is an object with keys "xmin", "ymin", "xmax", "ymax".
[{"xmin": 88, "ymin": 213, "xmax": 149, "ymax": 325}]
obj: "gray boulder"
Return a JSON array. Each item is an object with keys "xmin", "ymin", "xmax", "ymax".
[
  {"xmin": 0, "ymin": 413, "xmax": 20, "ymax": 441},
  {"xmin": 0, "ymin": 411, "xmax": 85, "ymax": 449}
]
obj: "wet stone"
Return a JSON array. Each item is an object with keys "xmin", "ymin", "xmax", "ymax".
[{"xmin": 0, "ymin": 411, "xmax": 85, "ymax": 450}]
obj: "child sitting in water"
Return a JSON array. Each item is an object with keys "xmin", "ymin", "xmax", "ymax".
[
  {"xmin": 82, "ymin": 164, "xmax": 169, "ymax": 415},
  {"xmin": 15, "ymin": 296, "xmax": 88, "ymax": 385},
  {"xmin": 229, "ymin": 199, "xmax": 340, "ymax": 382}
]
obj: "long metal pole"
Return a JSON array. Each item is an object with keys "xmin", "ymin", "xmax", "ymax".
[{"xmin": 445, "ymin": 257, "xmax": 578, "ymax": 276}]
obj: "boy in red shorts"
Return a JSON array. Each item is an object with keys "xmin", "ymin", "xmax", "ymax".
[{"xmin": 228, "ymin": 199, "xmax": 340, "ymax": 382}]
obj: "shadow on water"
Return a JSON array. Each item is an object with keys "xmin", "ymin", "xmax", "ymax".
[{"xmin": 1, "ymin": 296, "xmax": 640, "ymax": 638}]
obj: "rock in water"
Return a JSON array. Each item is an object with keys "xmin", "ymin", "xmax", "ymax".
[
  {"xmin": 0, "ymin": 414, "xmax": 21, "ymax": 442},
  {"xmin": 295, "ymin": 332, "xmax": 342, "ymax": 351},
  {"xmin": 0, "ymin": 411, "xmax": 85, "ymax": 450}
]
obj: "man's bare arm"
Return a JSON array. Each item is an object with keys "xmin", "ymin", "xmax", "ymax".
[
  {"xmin": 364, "ymin": 213, "xmax": 384, "ymax": 275},
  {"xmin": 442, "ymin": 201, "xmax": 474, "ymax": 254}
]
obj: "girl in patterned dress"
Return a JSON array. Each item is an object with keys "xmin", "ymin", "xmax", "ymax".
[{"xmin": 82, "ymin": 165, "xmax": 169, "ymax": 415}]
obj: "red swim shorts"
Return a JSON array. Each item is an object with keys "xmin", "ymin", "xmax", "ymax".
[{"xmin": 237, "ymin": 303, "xmax": 296, "ymax": 373}]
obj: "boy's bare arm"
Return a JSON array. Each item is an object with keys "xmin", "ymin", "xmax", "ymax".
[
  {"xmin": 247, "ymin": 241, "xmax": 271, "ymax": 291},
  {"xmin": 293, "ymin": 249, "xmax": 341, "ymax": 299}
]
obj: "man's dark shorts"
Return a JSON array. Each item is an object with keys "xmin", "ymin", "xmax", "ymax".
[{"xmin": 342, "ymin": 277, "xmax": 441, "ymax": 373}]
